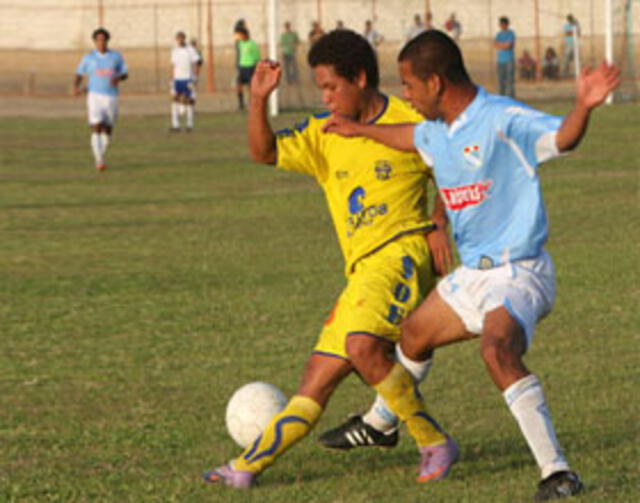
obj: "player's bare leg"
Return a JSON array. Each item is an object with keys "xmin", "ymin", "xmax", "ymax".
[
  {"xmin": 345, "ymin": 334, "xmax": 458, "ymax": 482},
  {"xmin": 481, "ymin": 307, "xmax": 582, "ymax": 500},
  {"xmin": 203, "ymin": 353, "xmax": 351, "ymax": 488},
  {"xmin": 401, "ymin": 292, "xmax": 582, "ymax": 498}
]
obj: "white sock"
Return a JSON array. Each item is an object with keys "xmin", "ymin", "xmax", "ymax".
[
  {"xmin": 362, "ymin": 345, "xmax": 434, "ymax": 432},
  {"xmin": 171, "ymin": 102, "xmax": 180, "ymax": 128},
  {"xmin": 90, "ymin": 132, "xmax": 103, "ymax": 165},
  {"xmin": 99, "ymin": 132, "xmax": 110, "ymax": 158},
  {"xmin": 504, "ymin": 374, "xmax": 570, "ymax": 479},
  {"xmin": 186, "ymin": 104, "xmax": 194, "ymax": 129},
  {"xmin": 178, "ymin": 103, "xmax": 186, "ymax": 116}
]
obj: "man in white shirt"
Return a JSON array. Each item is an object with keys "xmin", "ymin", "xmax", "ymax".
[{"xmin": 170, "ymin": 31, "xmax": 200, "ymax": 132}]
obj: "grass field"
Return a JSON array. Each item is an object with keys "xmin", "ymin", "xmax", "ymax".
[{"xmin": 1, "ymin": 102, "xmax": 639, "ymax": 502}]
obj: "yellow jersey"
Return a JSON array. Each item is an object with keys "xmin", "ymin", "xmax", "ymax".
[{"xmin": 275, "ymin": 94, "xmax": 434, "ymax": 274}]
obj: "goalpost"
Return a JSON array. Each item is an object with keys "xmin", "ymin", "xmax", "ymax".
[{"xmin": 267, "ymin": 0, "xmax": 279, "ymax": 116}]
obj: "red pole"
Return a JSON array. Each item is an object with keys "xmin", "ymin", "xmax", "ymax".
[
  {"xmin": 533, "ymin": 0, "xmax": 542, "ymax": 80},
  {"xmin": 97, "ymin": 0, "xmax": 104, "ymax": 26},
  {"xmin": 206, "ymin": 0, "xmax": 215, "ymax": 92}
]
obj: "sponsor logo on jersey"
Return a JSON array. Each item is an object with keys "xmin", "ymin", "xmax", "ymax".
[
  {"xmin": 346, "ymin": 186, "xmax": 388, "ymax": 237},
  {"xmin": 440, "ymin": 180, "xmax": 493, "ymax": 211},
  {"xmin": 374, "ymin": 160, "xmax": 392, "ymax": 180},
  {"xmin": 463, "ymin": 144, "xmax": 482, "ymax": 170},
  {"xmin": 95, "ymin": 68, "xmax": 115, "ymax": 77},
  {"xmin": 335, "ymin": 170, "xmax": 349, "ymax": 179}
]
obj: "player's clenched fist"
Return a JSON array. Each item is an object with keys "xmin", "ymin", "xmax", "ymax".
[{"xmin": 251, "ymin": 60, "xmax": 282, "ymax": 99}]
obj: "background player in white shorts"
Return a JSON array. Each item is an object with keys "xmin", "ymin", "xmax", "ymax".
[
  {"xmin": 170, "ymin": 31, "xmax": 201, "ymax": 132},
  {"xmin": 74, "ymin": 28, "xmax": 128, "ymax": 171},
  {"xmin": 324, "ymin": 30, "xmax": 620, "ymax": 501}
]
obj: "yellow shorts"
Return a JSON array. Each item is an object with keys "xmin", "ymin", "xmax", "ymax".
[{"xmin": 314, "ymin": 233, "xmax": 435, "ymax": 360}]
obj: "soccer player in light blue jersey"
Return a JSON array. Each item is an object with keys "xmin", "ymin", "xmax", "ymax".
[
  {"xmin": 323, "ymin": 30, "xmax": 620, "ymax": 501},
  {"xmin": 74, "ymin": 28, "xmax": 128, "ymax": 171}
]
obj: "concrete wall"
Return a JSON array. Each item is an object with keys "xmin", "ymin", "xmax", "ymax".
[{"xmin": 0, "ymin": 0, "xmax": 637, "ymax": 50}]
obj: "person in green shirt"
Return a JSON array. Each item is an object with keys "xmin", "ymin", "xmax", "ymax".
[
  {"xmin": 280, "ymin": 21, "xmax": 299, "ymax": 84},
  {"xmin": 235, "ymin": 26, "xmax": 260, "ymax": 110}
]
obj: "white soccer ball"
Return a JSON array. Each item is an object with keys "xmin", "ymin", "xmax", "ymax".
[{"xmin": 225, "ymin": 381, "xmax": 287, "ymax": 448}]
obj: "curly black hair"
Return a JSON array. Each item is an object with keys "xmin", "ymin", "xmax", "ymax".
[
  {"xmin": 92, "ymin": 27, "xmax": 111, "ymax": 41},
  {"xmin": 308, "ymin": 29, "xmax": 379, "ymax": 89}
]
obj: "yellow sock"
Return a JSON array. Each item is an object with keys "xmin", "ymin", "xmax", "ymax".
[
  {"xmin": 374, "ymin": 362, "xmax": 446, "ymax": 448},
  {"xmin": 233, "ymin": 395, "xmax": 323, "ymax": 474}
]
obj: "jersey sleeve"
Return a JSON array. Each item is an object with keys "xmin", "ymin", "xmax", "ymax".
[
  {"xmin": 504, "ymin": 106, "xmax": 563, "ymax": 164},
  {"xmin": 413, "ymin": 121, "xmax": 435, "ymax": 168},
  {"xmin": 275, "ymin": 117, "xmax": 324, "ymax": 178},
  {"xmin": 76, "ymin": 55, "xmax": 88, "ymax": 75}
]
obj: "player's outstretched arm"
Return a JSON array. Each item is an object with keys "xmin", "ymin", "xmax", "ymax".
[
  {"xmin": 322, "ymin": 115, "xmax": 417, "ymax": 152},
  {"xmin": 248, "ymin": 60, "xmax": 282, "ymax": 164},
  {"xmin": 556, "ymin": 62, "xmax": 621, "ymax": 152}
]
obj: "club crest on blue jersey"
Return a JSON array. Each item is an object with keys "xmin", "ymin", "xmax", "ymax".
[
  {"xmin": 463, "ymin": 144, "xmax": 482, "ymax": 170},
  {"xmin": 346, "ymin": 186, "xmax": 388, "ymax": 237},
  {"xmin": 374, "ymin": 160, "xmax": 392, "ymax": 180}
]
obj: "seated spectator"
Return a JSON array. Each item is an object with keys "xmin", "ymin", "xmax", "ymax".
[
  {"xmin": 542, "ymin": 47, "xmax": 560, "ymax": 80},
  {"xmin": 518, "ymin": 50, "xmax": 536, "ymax": 80}
]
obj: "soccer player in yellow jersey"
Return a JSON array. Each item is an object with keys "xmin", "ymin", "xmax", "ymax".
[{"xmin": 203, "ymin": 29, "xmax": 458, "ymax": 489}]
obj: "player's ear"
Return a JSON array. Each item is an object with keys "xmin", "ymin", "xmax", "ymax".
[
  {"xmin": 426, "ymin": 73, "xmax": 442, "ymax": 95},
  {"xmin": 355, "ymin": 69, "xmax": 367, "ymax": 90}
]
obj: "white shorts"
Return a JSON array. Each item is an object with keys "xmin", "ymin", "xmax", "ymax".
[
  {"xmin": 87, "ymin": 92, "xmax": 119, "ymax": 126},
  {"xmin": 437, "ymin": 250, "xmax": 556, "ymax": 346}
]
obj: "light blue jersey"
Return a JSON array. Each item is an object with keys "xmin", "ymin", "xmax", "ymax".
[
  {"xmin": 414, "ymin": 87, "xmax": 563, "ymax": 269},
  {"xmin": 76, "ymin": 50, "xmax": 128, "ymax": 96},
  {"xmin": 495, "ymin": 29, "xmax": 515, "ymax": 63}
]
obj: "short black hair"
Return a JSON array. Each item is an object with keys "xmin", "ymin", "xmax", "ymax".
[
  {"xmin": 92, "ymin": 27, "xmax": 110, "ymax": 41},
  {"xmin": 308, "ymin": 29, "xmax": 379, "ymax": 89},
  {"xmin": 398, "ymin": 29, "xmax": 471, "ymax": 84},
  {"xmin": 499, "ymin": 16, "xmax": 510, "ymax": 25}
]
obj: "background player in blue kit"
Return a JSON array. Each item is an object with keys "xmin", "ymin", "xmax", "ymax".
[
  {"xmin": 74, "ymin": 28, "xmax": 128, "ymax": 171},
  {"xmin": 324, "ymin": 30, "xmax": 620, "ymax": 501}
]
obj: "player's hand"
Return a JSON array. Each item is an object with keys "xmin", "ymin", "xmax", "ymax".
[
  {"xmin": 110, "ymin": 77, "xmax": 120, "ymax": 88},
  {"xmin": 576, "ymin": 62, "xmax": 621, "ymax": 110},
  {"xmin": 322, "ymin": 114, "xmax": 363, "ymax": 137},
  {"xmin": 426, "ymin": 227, "xmax": 453, "ymax": 276},
  {"xmin": 250, "ymin": 60, "xmax": 282, "ymax": 99},
  {"xmin": 72, "ymin": 86, "xmax": 85, "ymax": 97}
]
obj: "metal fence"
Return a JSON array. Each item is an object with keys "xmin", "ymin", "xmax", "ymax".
[{"xmin": 0, "ymin": 0, "xmax": 637, "ymax": 102}]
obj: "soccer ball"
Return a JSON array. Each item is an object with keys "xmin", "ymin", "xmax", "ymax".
[{"xmin": 225, "ymin": 381, "xmax": 287, "ymax": 448}]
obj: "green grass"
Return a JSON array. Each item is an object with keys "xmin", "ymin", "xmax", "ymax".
[{"xmin": 1, "ymin": 103, "xmax": 639, "ymax": 502}]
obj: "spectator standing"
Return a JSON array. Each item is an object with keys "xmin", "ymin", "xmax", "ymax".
[
  {"xmin": 562, "ymin": 14, "xmax": 580, "ymax": 77},
  {"xmin": 309, "ymin": 21, "xmax": 325, "ymax": 46},
  {"xmin": 494, "ymin": 16, "xmax": 516, "ymax": 97},
  {"xmin": 363, "ymin": 20, "xmax": 383, "ymax": 50},
  {"xmin": 235, "ymin": 26, "xmax": 260, "ymax": 110},
  {"xmin": 444, "ymin": 13, "xmax": 462, "ymax": 42},
  {"xmin": 335, "ymin": 20, "xmax": 346, "ymax": 30},
  {"xmin": 280, "ymin": 21, "xmax": 299, "ymax": 84},
  {"xmin": 406, "ymin": 13, "xmax": 425, "ymax": 41},
  {"xmin": 518, "ymin": 50, "xmax": 536, "ymax": 80}
]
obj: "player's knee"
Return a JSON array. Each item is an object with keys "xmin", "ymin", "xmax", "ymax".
[
  {"xmin": 345, "ymin": 336, "xmax": 391, "ymax": 384},
  {"xmin": 480, "ymin": 330, "xmax": 521, "ymax": 369},
  {"xmin": 400, "ymin": 315, "xmax": 427, "ymax": 356}
]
